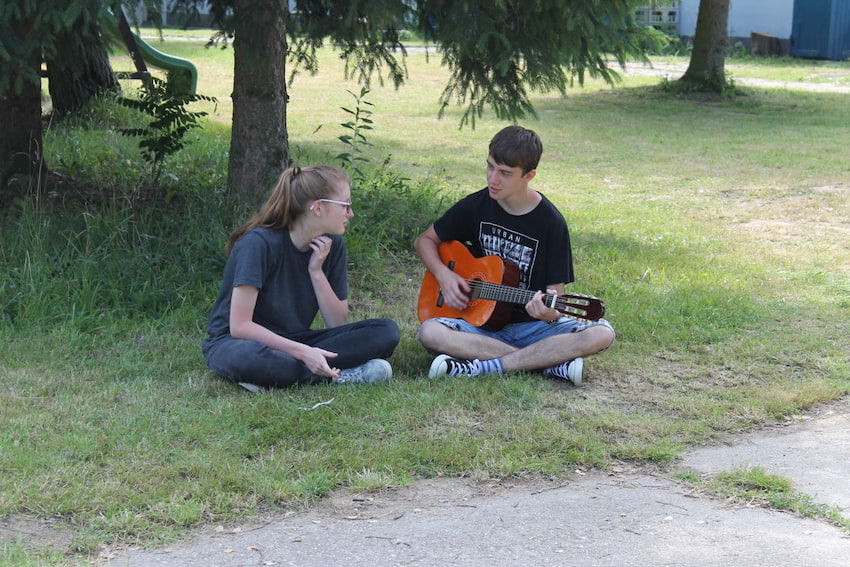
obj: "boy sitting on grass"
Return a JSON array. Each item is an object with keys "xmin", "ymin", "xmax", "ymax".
[{"xmin": 414, "ymin": 125, "xmax": 614, "ymax": 385}]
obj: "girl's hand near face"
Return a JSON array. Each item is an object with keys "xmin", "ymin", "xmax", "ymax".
[
  {"xmin": 308, "ymin": 235, "xmax": 332, "ymax": 273},
  {"xmin": 306, "ymin": 234, "xmax": 348, "ymax": 328}
]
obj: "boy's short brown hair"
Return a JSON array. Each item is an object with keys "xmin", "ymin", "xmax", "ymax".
[{"xmin": 488, "ymin": 125, "xmax": 543, "ymax": 174}]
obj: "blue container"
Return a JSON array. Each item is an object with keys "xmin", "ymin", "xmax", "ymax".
[{"xmin": 792, "ymin": 0, "xmax": 850, "ymax": 60}]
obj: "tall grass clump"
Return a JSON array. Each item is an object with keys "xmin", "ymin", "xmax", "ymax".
[
  {"xmin": 45, "ymin": 93, "xmax": 229, "ymax": 202},
  {"xmin": 1, "ymin": 94, "xmax": 444, "ymax": 334},
  {"xmin": 0, "ymin": 198, "xmax": 230, "ymax": 331},
  {"xmin": 2, "ymin": 94, "xmax": 230, "ymax": 333},
  {"xmin": 345, "ymin": 166, "xmax": 446, "ymax": 263}
]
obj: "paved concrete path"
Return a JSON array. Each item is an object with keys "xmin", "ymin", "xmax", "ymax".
[
  {"xmin": 107, "ymin": 398, "xmax": 850, "ymax": 567},
  {"xmin": 621, "ymin": 61, "xmax": 850, "ymax": 94},
  {"xmin": 682, "ymin": 400, "xmax": 850, "ymax": 515}
]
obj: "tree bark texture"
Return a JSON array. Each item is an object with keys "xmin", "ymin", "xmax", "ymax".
[
  {"xmin": 227, "ymin": 0, "xmax": 289, "ymax": 206},
  {"xmin": 681, "ymin": 0, "xmax": 731, "ymax": 90},
  {"xmin": 0, "ymin": 17, "xmax": 46, "ymax": 196},
  {"xmin": 46, "ymin": 22, "xmax": 120, "ymax": 118}
]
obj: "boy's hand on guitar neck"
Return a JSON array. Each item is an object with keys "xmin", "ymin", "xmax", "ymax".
[
  {"xmin": 435, "ymin": 269, "xmax": 471, "ymax": 311},
  {"xmin": 527, "ymin": 289, "xmax": 560, "ymax": 322}
]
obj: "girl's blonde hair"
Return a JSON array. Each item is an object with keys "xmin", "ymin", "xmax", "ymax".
[{"xmin": 226, "ymin": 165, "xmax": 348, "ymax": 255}]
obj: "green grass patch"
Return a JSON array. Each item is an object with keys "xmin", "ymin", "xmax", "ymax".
[
  {"xmin": 676, "ymin": 467, "xmax": 850, "ymax": 535},
  {"xmin": 0, "ymin": 539, "xmax": 66, "ymax": 567}
]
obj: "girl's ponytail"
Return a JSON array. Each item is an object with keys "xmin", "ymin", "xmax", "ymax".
[{"xmin": 225, "ymin": 165, "xmax": 347, "ymax": 255}]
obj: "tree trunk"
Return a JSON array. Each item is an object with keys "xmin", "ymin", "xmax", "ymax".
[
  {"xmin": 227, "ymin": 0, "xmax": 289, "ymax": 206},
  {"xmin": 46, "ymin": 21, "xmax": 120, "ymax": 118},
  {"xmin": 681, "ymin": 0, "xmax": 731, "ymax": 91},
  {"xmin": 0, "ymin": 17, "xmax": 46, "ymax": 200}
]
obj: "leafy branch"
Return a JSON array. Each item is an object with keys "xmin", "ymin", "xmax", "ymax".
[
  {"xmin": 117, "ymin": 78, "xmax": 216, "ymax": 187},
  {"xmin": 335, "ymin": 87, "xmax": 374, "ymax": 182}
]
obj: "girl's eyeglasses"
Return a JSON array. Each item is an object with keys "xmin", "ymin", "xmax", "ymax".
[{"xmin": 317, "ymin": 199, "xmax": 353, "ymax": 213}]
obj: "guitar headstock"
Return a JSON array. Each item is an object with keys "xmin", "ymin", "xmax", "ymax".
[{"xmin": 554, "ymin": 293, "xmax": 605, "ymax": 321}]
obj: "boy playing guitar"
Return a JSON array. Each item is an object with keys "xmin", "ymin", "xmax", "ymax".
[{"xmin": 414, "ymin": 126, "xmax": 615, "ymax": 385}]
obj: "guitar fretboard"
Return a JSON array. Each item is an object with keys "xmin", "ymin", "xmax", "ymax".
[
  {"xmin": 467, "ymin": 280, "xmax": 594, "ymax": 317},
  {"xmin": 468, "ymin": 280, "xmax": 538, "ymax": 305}
]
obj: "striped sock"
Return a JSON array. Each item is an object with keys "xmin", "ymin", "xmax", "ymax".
[{"xmin": 478, "ymin": 357, "xmax": 504, "ymax": 375}]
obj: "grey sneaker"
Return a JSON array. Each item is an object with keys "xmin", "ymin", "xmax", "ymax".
[
  {"xmin": 237, "ymin": 382, "xmax": 266, "ymax": 393},
  {"xmin": 337, "ymin": 359, "xmax": 392, "ymax": 384},
  {"xmin": 544, "ymin": 357, "xmax": 583, "ymax": 386},
  {"xmin": 429, "ymin": 355, "xmax": 482, "ymax": 378}
]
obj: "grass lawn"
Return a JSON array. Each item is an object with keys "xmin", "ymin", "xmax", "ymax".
[{"xmin": 2, "ymin": 35, "xmax": 849, "ymax": 563}]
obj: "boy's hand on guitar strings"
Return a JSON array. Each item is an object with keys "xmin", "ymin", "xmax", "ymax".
[
  {"xmin": 437, "ymin": 270, "xmax": 471, "ymax": 310},
  {"xmin": 526, "ymin": 290, "xmax": 558, "ymax": 321}
]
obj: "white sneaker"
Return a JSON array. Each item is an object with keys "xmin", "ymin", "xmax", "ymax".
[
  {"xmin": 544, "ymin": 357, "xmax": 583, "ymax": 386},
  {"xmin": 429, "ymin": 355, "xmax": 482, "ymax": 378},
  {"xmin": 237, "ymin": 382, "xmax": 266, "ymax": 393},
  {"xmin": 337, "ymin": 359, "xmax": 393, "ymax": 384}
]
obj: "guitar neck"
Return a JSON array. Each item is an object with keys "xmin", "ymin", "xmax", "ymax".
[
  {"xmin": 468, "ymin": 280, "xmax": 550, "ymax": 307},
  {"xmin": 466, "ymin": 279, "xmax": 601, "ymax": 320}
]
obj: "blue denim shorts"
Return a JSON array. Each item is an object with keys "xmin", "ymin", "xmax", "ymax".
[{"xmin": 433, "ymin": 316, "xmax": 615, "ymax": 351}]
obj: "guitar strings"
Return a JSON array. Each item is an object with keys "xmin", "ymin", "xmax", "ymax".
[{"xmin": 466, "ymin": 279, "xmax": 592, "ymax": 315}]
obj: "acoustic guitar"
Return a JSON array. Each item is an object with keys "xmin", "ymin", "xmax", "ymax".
[{"xmin": 417, "ymin": 240, "xmax": 605, "ymax": 329}]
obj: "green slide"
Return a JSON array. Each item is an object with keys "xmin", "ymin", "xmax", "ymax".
[{"xmin": 104, "ymin": 11, "xmax": 198, "ymax": 96}]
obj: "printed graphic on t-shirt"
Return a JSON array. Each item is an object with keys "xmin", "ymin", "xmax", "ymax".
[{"xmin": 479, "ymin": 222, "xmax": 538, "ymax": 289}]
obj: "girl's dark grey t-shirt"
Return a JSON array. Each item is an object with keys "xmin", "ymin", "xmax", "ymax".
[{"xmin": 205, "ymin": 227, "xmax": 348, "ymax": 343}]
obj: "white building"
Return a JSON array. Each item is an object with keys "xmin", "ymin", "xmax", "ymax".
[
  {"xmin": 679, "ymin": 0, "xmax": 794, "ymax": 51},
  {"xmin": 638, "ymin": 1, "xmax": 796, "ymax": 54}
]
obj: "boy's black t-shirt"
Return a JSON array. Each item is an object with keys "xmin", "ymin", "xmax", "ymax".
[{"xmin": 433, "ymin": 188, "xmax": 574, "ymax": 323}]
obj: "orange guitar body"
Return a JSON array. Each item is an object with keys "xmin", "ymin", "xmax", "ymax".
[{"xmin": 417, "ymin": 240, "xmax": 520, "ymax": 329}]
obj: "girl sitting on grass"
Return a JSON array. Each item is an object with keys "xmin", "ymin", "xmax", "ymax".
[{"xmin": 203, "ymin": 165, "xmax": 400, "ymax": 391}]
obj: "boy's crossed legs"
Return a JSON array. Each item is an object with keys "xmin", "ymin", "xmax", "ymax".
[{"xmin": 419, "ymin": 317, "xmax": 615, "ymax": 385}]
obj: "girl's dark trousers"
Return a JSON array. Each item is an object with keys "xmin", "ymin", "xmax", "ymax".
[{"xmin": 203, "ymin": 318, "xmax": 400, "ymax": 388}]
